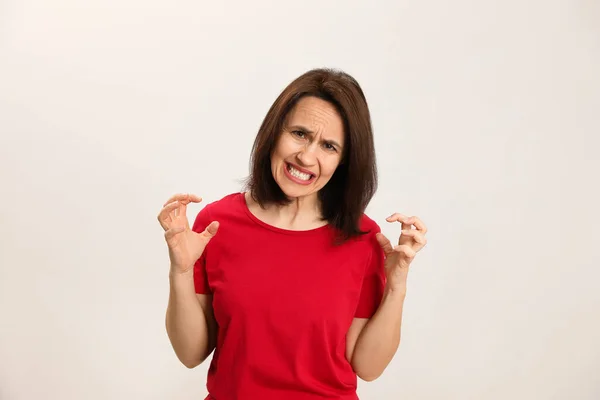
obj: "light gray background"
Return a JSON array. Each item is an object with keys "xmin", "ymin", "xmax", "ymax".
[{"xmin": 1, "ymin": 1, "xmax": 599, "ymax": 399}]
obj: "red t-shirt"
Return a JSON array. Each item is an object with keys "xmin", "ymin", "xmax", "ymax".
[{"xmin": 192, "ymin": 192, "xmax": 386, "ymax": 400}]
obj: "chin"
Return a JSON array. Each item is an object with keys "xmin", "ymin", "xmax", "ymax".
[
  {"xmin": 278, "ymin": 183, "xmax": 316, "ymax": 200},
  {"xmin": 277, "ymin": 180, "xmax": 321, "ymax": 201}
]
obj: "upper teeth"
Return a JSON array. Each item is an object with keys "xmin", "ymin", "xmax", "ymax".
[{"xmin": 289, "ymin": 165, "xmax": 311, "ymax": 181}]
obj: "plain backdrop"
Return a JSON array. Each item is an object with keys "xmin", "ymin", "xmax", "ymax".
[{"xmin": 1, "ymin": 0, "xmax": 599, "ymax": 399}]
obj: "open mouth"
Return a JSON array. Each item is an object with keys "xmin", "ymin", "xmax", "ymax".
[{"xmin": 285, "ymin": 162, "xmax": 315, "ymax": 184}]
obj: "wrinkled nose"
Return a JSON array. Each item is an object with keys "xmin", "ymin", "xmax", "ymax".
[{"xmin": 296, "ymin": 144, "xmax": 318, "ymax": 168}]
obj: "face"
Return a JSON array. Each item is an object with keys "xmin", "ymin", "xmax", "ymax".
[{"xmin": 271, "ymin": 96, "xmax": 345, "ymax": 200}]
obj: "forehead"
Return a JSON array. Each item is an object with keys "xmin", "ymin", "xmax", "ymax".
[{"xmin": 286, "ymin": 97, "xmax": 344, "ymax": 135}]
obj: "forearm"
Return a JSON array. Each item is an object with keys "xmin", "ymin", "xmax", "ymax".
[
  {"xmin": 351, "ymin": 284, "xmax": 406, "ymax": 381},
  {"xmin": 165, "ymin": 269, "xmax": 212, "ymax": 368}
]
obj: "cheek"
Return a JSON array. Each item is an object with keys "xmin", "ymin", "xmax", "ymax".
[
  {"xmin": 320, "ymin": 158, "xmax": 341, "ymax": 177},
  {"xmin": 271, "ymin": 141, "xmax": 289, "ymax": 163}
]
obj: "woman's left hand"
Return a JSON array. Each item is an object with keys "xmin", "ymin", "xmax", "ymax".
[{"xmin": 376, "ymin": 213, "xmax": 428, "ymax": 292}]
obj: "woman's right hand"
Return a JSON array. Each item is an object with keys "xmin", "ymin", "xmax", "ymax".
[{"xmin": 157, "ymin": 193, "xmax": 219, "ymax": 275}]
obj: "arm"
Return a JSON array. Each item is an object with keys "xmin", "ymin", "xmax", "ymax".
[
  {"xmin": 348, "ymin": 285, "xmax": 406, "ymax": 381},
  {"xmin": 166, "ymin": 269, "xmax": 217, "ymax": 368},
  {"xmin": 348, "ymin": 212, "xmax": 427, "ymax": 381}
]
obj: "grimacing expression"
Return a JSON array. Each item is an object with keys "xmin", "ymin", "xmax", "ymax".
[{"xmin": 270, "ymin": 96, "xmax": 345, "ymax": 200}]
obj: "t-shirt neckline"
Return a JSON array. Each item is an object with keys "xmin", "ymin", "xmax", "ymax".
[{"xmin": 238, "ymin": 192, "xmax": 332, "ymax": 236}]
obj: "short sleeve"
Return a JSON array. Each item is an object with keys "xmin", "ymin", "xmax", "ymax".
[
  {"xmin": 191, "ymin": 205, "xmax": 213, "ymax": 294},
  {"xmin": 354, "ymin": 225, "xmax": 386, "ymax": 318}
]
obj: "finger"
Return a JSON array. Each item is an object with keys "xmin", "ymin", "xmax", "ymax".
[
  {"xmin": 375, "ymin": 232, "xmax": 394, "ymax": 255},
  {"xmin": 164, "ymin": 200, "xmax": 181, "ymax": 221},
  {"xmin": 163, "ymin": 193, "xmax": 184, "ymax": 207},
  {"xmin": 386, "ymin": 213, "xmax": 413, "ymax": 231},
  {"xmin": 204, "ymin": 221, "xmax": 219, "ymax": 237},
  {"xmin": 176, "ymin": 194, "xmax": 202, "ymax": 222},
  {"xmin": 387, "ymin": 213, "xmax": 427, "ymax": 234},
  {"xmin": 393, "ymin": 244, "xmax": 416, "ymax": 260},
  {"xmin": 163, "ymin": 193, "xmax": 202, "ymax": 207},
  {"xmin": 157, "ymin": 201, "xmax": 181, "ymax": 230},
  {"xmin": 164, "ymin": 225, "xmax": 185, "ymax": 240},
  {"xmin": 401, "ymin": 229, "xmax": 427, "ymax": 246},
  {"xmin": 409, "ymin": 216, "xmax": 427, "ymax": 234},
  {"xmin": 195, "ymin": 221, "xmax": 220, "ymax": 243},
  {"xmin": 386, "ymin": 213, "xmax": 409, "ymax": 223},
  {"xmin": 178, "ymin": 195, "xmax": 196, "ymax": 220}
]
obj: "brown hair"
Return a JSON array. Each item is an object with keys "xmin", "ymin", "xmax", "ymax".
[{"xmin": 244, "ymin": 68, "xmax": 378, "ymax": 242}]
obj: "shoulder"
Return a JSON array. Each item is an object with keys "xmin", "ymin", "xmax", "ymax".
[
  {"xmin": 201, "ymin": 192, "xmax": 244, "ymax": 214},
  {"xmin": 359, "ymin": 213, "xmax": 381, "ymax": 236},
  {"xmin": 192, "ymin": 192, "xmax": 244, "ymax": 230},
  {"xmin": 338, "ymin": 214, "xmax": 381, "ymax": 248}
]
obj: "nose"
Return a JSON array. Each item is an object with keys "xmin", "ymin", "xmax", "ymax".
[{"xmin": 296, "ymin": 142, "xmax": 318, "ymax": 167}]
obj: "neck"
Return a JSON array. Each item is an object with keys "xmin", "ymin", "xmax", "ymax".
[
  {"xmin": 278, "ymin": 193, "xmax": 321, "ymax": 221},
  {"xmin": 245, "ymin": 192, "xmax": 326, "ymax": 230}
]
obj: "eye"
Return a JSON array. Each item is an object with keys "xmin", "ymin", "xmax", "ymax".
[
  {"xmin": 323, "ymin": 142, "xmax": 337, "ymax": 152},
  {"xmin": 291, "ymin": 130, "xmax": 306, "ymax": 138}
]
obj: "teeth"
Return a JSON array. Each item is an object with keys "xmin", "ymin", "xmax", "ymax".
[{"xmin": 288, "ymin": 165, "xmax": 311, "ymax": 181}]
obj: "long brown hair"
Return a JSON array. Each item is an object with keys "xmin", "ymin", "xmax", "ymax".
[{"xmin": 244, "ymin": 68, "xmax": 378, "ymax": 242}]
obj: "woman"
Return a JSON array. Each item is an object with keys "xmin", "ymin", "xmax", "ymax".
[{"xmin": 158, "ymin": 68, "xmax": 427, "ymax": 400}]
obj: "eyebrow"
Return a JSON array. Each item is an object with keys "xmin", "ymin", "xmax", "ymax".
[{"xmin": 288, "ymin": 125, "xmax": 343, "ymax": 149}]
